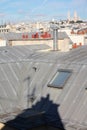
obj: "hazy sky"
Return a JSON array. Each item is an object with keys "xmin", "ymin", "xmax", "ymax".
[{"xmin": 0, "ymin": 0, "xmax": 87, "ymax": 23}]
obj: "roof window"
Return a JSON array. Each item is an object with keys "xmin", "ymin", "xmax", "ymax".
[{"xmin": 48, "ymin": 69, "xmax": 72, "ymax": 89}]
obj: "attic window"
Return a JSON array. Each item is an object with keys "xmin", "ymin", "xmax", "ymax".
[{"xmin": 48, "ymin": 69, "xmax": 72, "ymax": 89}]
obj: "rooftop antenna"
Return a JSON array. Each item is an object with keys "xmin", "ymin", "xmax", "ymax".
[{"xmin": 50, "ymin": 20, "xmax": 59, "ymax": 51}]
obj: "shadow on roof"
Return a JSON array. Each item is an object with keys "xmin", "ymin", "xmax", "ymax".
[{"xmin": 1, "ymin": 94, "xmax": 65, "ymax": 130}]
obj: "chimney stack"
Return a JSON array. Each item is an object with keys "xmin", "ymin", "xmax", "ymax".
[{"xmin": 50, "ymin": 23, "xmax": 58, "ymax": 51}]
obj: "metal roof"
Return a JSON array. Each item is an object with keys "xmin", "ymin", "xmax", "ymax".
[
  {"xmin": 0, "ymin": 32, "xmax": 31, "ymax": 41},
  {"xmin": 0, "ymin": 31, "xmax": 69, "ymax": 41},
  {"xmin": 0, "ymin": 45, "xmax": 87, "ymax": 130}
]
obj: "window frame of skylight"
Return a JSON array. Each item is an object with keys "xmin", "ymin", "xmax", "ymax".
[{"xmin": 48, "ymin": 69, "xmax": 72, "ymax": 89}]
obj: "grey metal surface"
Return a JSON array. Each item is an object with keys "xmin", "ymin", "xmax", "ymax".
[
  {"xmin": 0, "ymin": 31, "xmax": 69, "ymax": 41},
  {"xmin": 0, "ymin": 45, "xmax": 87, "ymax": 129}
]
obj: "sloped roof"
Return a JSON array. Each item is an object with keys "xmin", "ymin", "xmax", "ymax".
[
  {"xmin": 0, "ymin": 32, "xmax": 30, "ymax": 41},
  {"xmin": 0, "ymin": 44, "xmax": 51, "ymax": 63},
  {"xmin": 0, "ymin": 31, "xmax": 69, "ymax": 41},
  {"xmin": 0, "ymin": 45, "xmax": 87, "ymax": 130},
  {"xmin": 0, "ymin": 44, "xmax": 86, "ymax": 64},
  {"xmin": 58, "ymin": 32, "xmax": 69, "ymax": 39}
]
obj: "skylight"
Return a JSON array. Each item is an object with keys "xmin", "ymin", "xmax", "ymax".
[{"xmin": 48, "ymin": 69, "xmax": 72, "ymax": 89}]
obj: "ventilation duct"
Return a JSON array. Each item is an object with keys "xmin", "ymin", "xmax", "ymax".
[{"xmin": 50, "ymin": 23, "xmax": 58, "ymax": 51}]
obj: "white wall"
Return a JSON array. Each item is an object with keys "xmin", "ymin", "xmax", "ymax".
[
  {"xmin": 11, "ymin": 38, "xmax": 70, "ymax": 52},
  {"xmin": 69, "ymin": 35, "xmax": 84, "ymax": 45},
  {"xmin": 0, "ymin": 40, "xmax": 6, "ymax": 46},
  {"xmin": 58, "ymin": 38, "xmax": 70, "ymax": 52},
  {"xmin": 59, "ymin": 28, "xmax": 85, "ymax": 45},
  {"xmin": 11, "ymin": 39, "xmax": 53, "ymax": 48}
]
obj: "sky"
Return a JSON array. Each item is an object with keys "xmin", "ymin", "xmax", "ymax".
[{"xmin": 0, "ymin": 0, "xmax": 87, "ymax": 23}]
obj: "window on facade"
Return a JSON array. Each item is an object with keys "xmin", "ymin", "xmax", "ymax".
[{"xmin": 48, "ymin": 69, "xmax": 72, "ymax": 89}]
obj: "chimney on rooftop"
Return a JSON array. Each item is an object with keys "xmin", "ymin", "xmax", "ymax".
[{"xmin": 50, "ymin": 23, "xmax": 58, "ymax": 51}]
